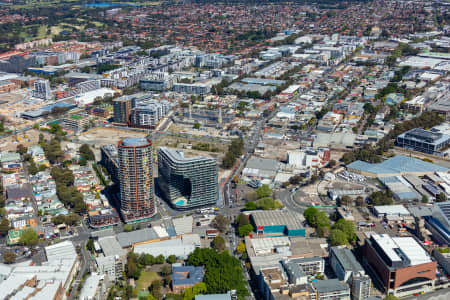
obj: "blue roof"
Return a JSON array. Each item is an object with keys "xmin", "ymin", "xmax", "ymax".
[
  {"xmin": 347, "ymin": 155, "xmax": 448, "ymax": 176},
  {"xmin": 172, "ymin": 266, "xmax": 204, "ymax": 286}
]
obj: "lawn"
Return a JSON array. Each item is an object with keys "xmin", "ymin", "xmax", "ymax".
[{"xmin": 136, "ymin": 271, "xmax": 160, "ymax": 292}]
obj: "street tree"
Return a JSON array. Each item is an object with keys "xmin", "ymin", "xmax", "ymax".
[
  {"xmin": 236, "ymin": 242, "xmax": 246, "ymax": 254},
  {"xmin": 0, "ymin": 218, "xmax": 9, "ymax": 236},
  {"xmin": 437, "ymin": 192, "xmax": 447, "ymax": 202},
  {"xmin": 212, "ymin": 236, "xmax": 226, "ymax": 252},
  {"xmin": 166, "ymin": 254, "xmax": 177, "ymax": 264},
  {"xmin": 213, "ymin": 215, "xmax": 229, "ymax": 233},
  {"xmin": 3, "ymin": 252, "xmax": 16, "ymax": 264},
  {"xmin": 19, "ymin": 228, "xmax": 38, "ymax": 246},
  {"xmin": 238, "ymin": 224, "xmax": 253, "ymax": 237},
  {"xmin": 255, "ymin": 185, "xmax": 272, "ymax": 198}
]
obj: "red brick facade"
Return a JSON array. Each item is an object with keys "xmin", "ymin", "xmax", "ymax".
[{"xmin": 364, "ymin": 241, "xmax": 436, "ymax": 291}]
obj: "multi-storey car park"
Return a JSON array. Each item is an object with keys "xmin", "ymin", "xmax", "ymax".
[{"xmin": 157, "ymin": 147, "xmax": 218, "ymax": 210}]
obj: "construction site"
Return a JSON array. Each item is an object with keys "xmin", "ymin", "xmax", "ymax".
[{"xmin": 172, "ymin": 105, "xmax": 235, "ymax": 128}]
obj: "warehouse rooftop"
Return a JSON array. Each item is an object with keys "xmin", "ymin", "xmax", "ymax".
[
  {"xmin": 251, "ymin": 210, "xmax": 304, "ymax": 230},
  {"xmin": 347, "ymin": 155, "xmax": 448, "ymax": 177}
]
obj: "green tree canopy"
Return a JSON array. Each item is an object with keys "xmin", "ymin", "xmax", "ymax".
[
  {"xmin": 244, "ymin": 201, "xmax": 257, "ymax": 210},
  {"xmin": 437, "ymin": 192, "xmax": 447, "ymax": 202},
  {"xmin": 186, "ymin": 248, "xmax": 248, "ymax": 297},
  {"xmin": 19, "ymin": 228, "xmax": 39, "ymax": 246},
  {"xmin": 0, "ymin": 218, "xmax": 9, "ymax": 236},
  {"xmin": 330, "ymin": 229, "xmax": 348, "ymax": 246},
  {"xmin": 235, "ymin": 213, "xmax": 250, "ymax": 227},
  {"xmin": 255, "ymin": 185, "xmax": 272, "ymax": 198},
  {"xmin": 166, "ymin": 254, "xmax": 177, "ymax": 264},
  {"xmin": 304, "ymin": 207, "xmax": 330, "ymax": 228},
  {"xmin": 238, "ymin": 224, "xmax": 253, "ymax": 237},
  {"xmin": 212, "ymin": 236, "xmax": 226, "ymax": 252},
  {"xmin": 236, "ymin": 242, "xmax": 246, "ymax": 254},
  {"xmin": 79, "ymin": 144, "xmax": 95, "ymax": 161},
  {"xmin": 333, "ymin": 219, "xmax": 357, "ymax": 243},
  {"xmin": 183, "ymin": 282, "xmax": 207, "ymax": 300},
  {"xmin": 212, "ymin": 215, "xmax": 229, "ymax": 233}
]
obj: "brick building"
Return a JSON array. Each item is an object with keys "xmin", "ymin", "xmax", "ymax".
[{"xmin": 363, "ymin": 234, "xmax": 436, "ymax": 297}]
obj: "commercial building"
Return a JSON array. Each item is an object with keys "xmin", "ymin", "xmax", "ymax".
[
  {"xmin": 311, "ymin": 279, "xmax": 350, "ymax": 300},
  {"xmin": 425, "ymin": 201, "xmax": 450, "ymax": 245},
  {"xmin": 363, "ymin": 234, "xmax": 436, "ymax": 297},
  {"xmin": 396, "ymin": 128, "xmax": 450, "ymax": 156},
  {"xmin": 242, "ymin": 157, "xmax": 279, "ymax": 182},
  {"xmin": 347, "ymin": 155, "xmax": 448, "ymax": 177},
  {"xmin": 158, "ymin": 147, "xmax": 218, "ymax": 210},
  {"xmin": 88, "ymin": 207, "xmax": 120, "ymax": 229},
  {"xmin": 287, "ymin": 148, "xmax": 330, "ymax": 170},
  {"xmin": 132, "ymin": 234, "xmax": 201, "ymax": 259},
  {"xmin": 33, "ymin": 79, "xmax": 52, "ymax": 100},
  {"xmin": 79, "ymin": 273, "xmax": 106, "ymax": 300},
  {"xmin": 0, "ymin": 241, "xmax": 79, "ymax": 299},
  {"xmin": 118, "ymin": 138, "xmax": 155, "ymax": 223},
  {"xmin": 373, "ymin": 205, "xmax": 412, "ymax": 218},
  {"xmin": 113, "ymin": 96, "xmax": 132, "ymax": 124},
  {"xmin": 330, "ymin": 247, "xmax": 371, "ymax": 300},
  {"xmin": 250, "ymin": 210, "xmax": 305, "ymax": 237},
  {"xmin": 96, "ymin": 255, "xmax": 124, "ymax": 282}
]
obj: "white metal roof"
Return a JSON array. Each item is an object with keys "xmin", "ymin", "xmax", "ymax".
[
  {"xmin": 372, "ymin": 234, "xmax": 431, "ymax": 266},
  {"xmin": 392, "ymin": 237, "xmax": 432, "ymax": 266},
  {"xmin": 374, "ymin": 205, "xmax": 410, "ymax": 216}
]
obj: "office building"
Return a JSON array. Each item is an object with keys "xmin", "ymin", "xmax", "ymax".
[
  {"xmin": 396, "ymin": 128, "xmax": 450, "ymax": 156},
  {"xmin": 363, "ymin": 234, "xmax": 436, "ymax": 297},
  {"xmin": 311, "ymin": 279, "xmax": 350, "ymax": 300},
  {"xmin": 113, "ymin": 96, "xmax": 132, "ymax": 124},
  {"xmin": 118, "ymin": 138, "xmax": 155, "ymax": 222},
  {"xmin": 33, "ymin": 79, "xmax": 52, "ymax": 100},
  {"xmin": 330, "ymin": 246, "xmax": 370, "ymax": 300},
  {"xmin": 158, "ymin": 147, "xmax": 218, "ymax": 210},
  {"xmin": 284, "ymin": 257, "xmax": 324, "ymax": 277}
]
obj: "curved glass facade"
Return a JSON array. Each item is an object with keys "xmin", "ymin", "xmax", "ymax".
[{"xmin": 158, "ymin": 147, "xmax": 218, "ymax": 209}]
